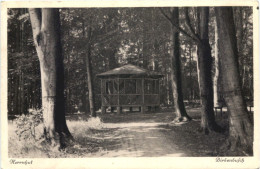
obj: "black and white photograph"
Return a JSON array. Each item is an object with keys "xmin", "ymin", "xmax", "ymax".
[{"xmin": 1, "ymin": 1, "xmax": 259, "ymax": 169}]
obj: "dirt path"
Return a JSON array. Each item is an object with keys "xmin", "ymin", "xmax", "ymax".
[
  {"xmin": 94, "ymin": 112, "xmax": 190, "ymax": 157},
  {"xmin": 102, "ymin": 123, "xmax": 186, "ymax": 157},
  {"xmin": 76, "ymin": 109, "xmax": 228, "ymax": 157}
]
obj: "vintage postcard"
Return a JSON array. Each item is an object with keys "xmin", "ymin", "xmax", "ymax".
[{"xmin": 1, "ymin": 0, "xmax": 259, "ymax": 169}]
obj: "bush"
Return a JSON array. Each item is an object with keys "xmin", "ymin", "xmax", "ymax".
[
  {"xmin": 9, "ymin": 109, "xmax": 48, "ymax": 158},
  {"xmin": 9, "ymin": 114, "xmax": 107, "ymax": 158},
  {"xmin": 15, "ymin": 109, "xmax": 44, "ymax": 141}
]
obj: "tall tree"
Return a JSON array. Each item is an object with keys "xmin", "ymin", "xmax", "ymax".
[
  {"xmin": 213, "ymin": 19, "xmax": 221, "ymax": 107},
  {"xmin": 29, "ymin": 8, "xmax": 72, "ymax": 147},
  {"xmin": 233, "ymin": 7, "xmax": 253, "ymax": 99},
  {"xmin": 59, "ymin": 8, "xmax": 123, "ymax": 114},
  {"xmin": 8, "ymin": 9, "xmax": 42, "ymax": 115},
  {"xmin": 160, "ymin": 7, "xmax": 221, "ymax": 131},
  {"xmin": 196, "ymin": 7, "xmax": 222, "ymax": 133},
  {"xmin": 215, "ymin": 7, "xmax": 253, "ymax": 153},
  {"xmin": 169, "ymin": 8, "xmax": 191, "ymax": 122},
  {"xmin": 82, "ymin": 25, "xmax": 96, "ymax": 117}
]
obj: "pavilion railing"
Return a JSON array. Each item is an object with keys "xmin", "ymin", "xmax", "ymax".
[
  {"xmin": 119, "ymin": 94, "xmax": 142, "ymax": 105},
  {"xmin": 100, "ymin": 78, "xmax": 160, "ymax": 107},
  {"xmin": 101, "ymin": 94, "xmax": 159, "ymax": 106},
  {"xmin": 144, "ymin": 94, "xmax": 160, "ymax": 105}
]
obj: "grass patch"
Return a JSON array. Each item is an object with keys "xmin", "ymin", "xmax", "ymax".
[
  {"xmin": 9, "ymin": 108, "xmax": 248, "ymax": 157},
  {"xmin": 9, "ymin": 116, "xmax": 108, "ymax": 158}
]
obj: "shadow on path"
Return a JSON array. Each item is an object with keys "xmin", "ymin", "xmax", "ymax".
[{"xmin": 96, "ymin": 122, "xmax": 186, "ymax": 157}]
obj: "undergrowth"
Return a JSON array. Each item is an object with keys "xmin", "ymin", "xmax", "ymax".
[{"xmin": 9, "ymin": 110, "xmax": 107, "ymax": 158}]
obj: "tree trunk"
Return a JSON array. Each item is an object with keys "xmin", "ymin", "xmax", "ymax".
[
  {"xmin": 14, "ymin": 75, "xmax": 19, "ymax": 114},
  {"xmin": 80, "ymin": 49, "xmax": 89, "ymax": 114},
  {"xmin": 166, "ymin": 73, "xmax": 170, "ymax": 106},
  {"xmin": 21, "ymin": 72, "xmax": 25, "ymax": 114},
  {"xmin": 66, "ymin": 71, "xmax": 71, "ymax": 114},
  {"xmin": 29, "ymin": 8, "xmax": 72, "ymax": 147},
  {"xmin": 215, "ymin": 7, "xmax": 253, "ymax": 154},
  {"xmin": 161, "ymin": 42, "xmax": 170, "ymax": 106},
  {"xmin": 234, "ymin": 7, "xmax": 243, "ymax": 57},
  {"xmin": 197, "ymin": 7, "xmax": 222, "ymax": 133},
  {"xmin": 86, "ymin": 41, "xmax": 96, "ymax": 117},
  {"xmin": 82, "ymin": 25, "xmax": 96, "ymax": 117},
  {"xmin": 213, "ymin": 20, "xmax": 221, "ymax": 107},
  {"xmin": 107, "ymin": 49, "xmax": 118, "ymax": 70},
  {"xmin": 241, "ymin": 65, "xmax": 246, "ymax": 89},
  {"xmin": 142, "ymin": 8, "xmax": 150, "ymax": 69},
  {"xmin": 33, "ymin": 80, "xmax": 39, "ymax": 109},
  {"xmin": 31, "ymin": 81, "xmax": 35, "ymax": 109},
  {"xmin": 18, "ymin": 71, "xmax": 23, "ymax": 115},
  {"xmin": 189, "ymin": 43, "xmax": 193, "ymax": 101},
  {"xmin": 169, "ymin": 8, "xmax": 191, "ymax": 123}
]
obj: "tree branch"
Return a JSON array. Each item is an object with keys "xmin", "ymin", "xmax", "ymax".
[
  {"xmin": 159, "ymin": 7, "xmax": 198, "ymax": 42},
  {"xmin": 159, "ymin": 8, "xmax": 172, "ymax": 23},
  {"xmin": 184, "ymin": 7, "xmax": 201, "ymax": 43}
]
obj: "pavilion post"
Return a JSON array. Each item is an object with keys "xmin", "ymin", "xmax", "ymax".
[
  {"xmin": 111, "ymin": 107, "xmax": 114, "ymax": 113},
  {"xmin": 141, "ymin": 77, "xmax": 145, "ymax": 113},
  {"xmin": 117, "ymin": 106, "xmax": 122, "ymax": 114},
  {"xmin": 158, "ymin": 79, "xmax": 160, "ymax": 110},
  {"xmin": 117, "ymin": 77, "xmax": 121, "ymax": 114},
  {"xmin": 101, "ymin": 79, "xmax": 106, "ymax": 114},
  {"xmin": 101, "ymin": 106, "xmax": 106, "ymax": 114}
]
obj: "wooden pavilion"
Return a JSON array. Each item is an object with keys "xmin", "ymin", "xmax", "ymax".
[{"xmin": 97, "ymin": 64, "xmax": 163, "ymax": 114}]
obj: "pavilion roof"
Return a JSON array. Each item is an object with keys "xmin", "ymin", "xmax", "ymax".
[{"xmin": 96, "ymin": 64, "xmax": 163, "ymax": 78}]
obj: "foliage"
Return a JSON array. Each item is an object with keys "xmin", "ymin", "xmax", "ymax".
[
  {"xmin": 9, "ymin": 116, "xmax": 107, "ymax": 158},
  {"xmin": 8, "ymin": 9, "xmax": 41, "ymax": 115},
  {"xmin": 14, "ymin": 109, "xmax": 43, "ymax": 141},
  {"xmin": 8, "ymin": 7, "xmax": 253, "ymax": 114}
]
